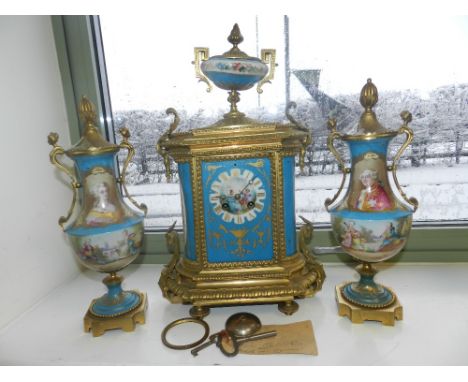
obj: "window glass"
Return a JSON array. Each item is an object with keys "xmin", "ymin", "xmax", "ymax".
[{"xmin": 100, "ymin": 14, "xmax": 468, "ymax": 230}]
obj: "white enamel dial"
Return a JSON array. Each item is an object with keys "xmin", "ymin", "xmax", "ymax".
[{"xmin": 209, "ymin": 168, "xmax": 266, "ymax": 224}]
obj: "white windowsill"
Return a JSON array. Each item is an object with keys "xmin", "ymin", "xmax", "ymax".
[{"xmin": 0, "ymin": 263, "xmax": 467, "ymax": 365}]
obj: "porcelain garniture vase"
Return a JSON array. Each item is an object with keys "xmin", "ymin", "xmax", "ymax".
[
  {"xmin": 47, "ymin": 97, "xmax": 148, "ymax": 335},
  {"xmin": 326, "ymin": 79, "xmax": 418, "ymax": 310}
]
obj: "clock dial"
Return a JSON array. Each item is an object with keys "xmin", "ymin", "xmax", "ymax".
[{"xmin": 209, "ymin": 168, "xmax": 266, "ymax": 224}]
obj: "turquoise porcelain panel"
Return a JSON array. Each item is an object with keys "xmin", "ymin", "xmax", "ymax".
[
  {"xmin": 347, "ymin": 136, "xmax": 391, "ymax": 159},
  {"xmin": 283, "ymin": 156, "xmax": 297, "ymax": 256},
  {"xmin": 330, "ymin": 208, "xmax": 412, "ymax": 220},
  {"xmin": 73, "ymin": 152, "xmax": 116, "ymax": 179},
  {"xmin": 202, "ymin": 158, "xmax": 273, "ymax": 263},
  {"xmin": 179, "ymin": 163, "xmax": 197, "ymax": 261},
  {"xmin": 201, "ymin": 56, "xmax": 268, "ymax": 91},
  {"xmin": 66, "ymin": 216, "xmax": 143, "ymax": 236},
  {"xmin": 204, "ymin": 72, "xmax": 264, "ymax": 90}
]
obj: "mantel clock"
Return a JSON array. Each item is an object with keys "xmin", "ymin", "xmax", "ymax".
[{"xmin": 157, "ymin": 24, "xmax": 325, "ymax": 318}]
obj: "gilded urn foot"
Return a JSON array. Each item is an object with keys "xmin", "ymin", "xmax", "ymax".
[
  {"xmin": 278, "ymin": 300, "xmax": 299, "ymax": 316},
  {"xmin": 190, "ymin": 305, "xmax": 210, "ymax": 319},
  {"xmin": 336, "ymin": 284, "xmax": 402, "ymax": 326},
  {"xmin": 84, "ymin": 292, "xmax": 147, "ymax": 336},
  {"xmin": 341, "ymin": 263, "xmax": 395, "ymax": 309},
  {"xmin": 90, "ymin": 273, "xmax": 143, "ymax": 317}
]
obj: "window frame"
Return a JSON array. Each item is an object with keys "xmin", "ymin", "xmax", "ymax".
[{"xmin": 51, "ymin": 15, "xmax": 468, "ymax": 264}]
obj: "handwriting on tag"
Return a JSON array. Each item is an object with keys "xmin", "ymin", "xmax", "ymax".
[{"xmin": 238, "ymin": 320, "xmax": 318, "ymax": 355}]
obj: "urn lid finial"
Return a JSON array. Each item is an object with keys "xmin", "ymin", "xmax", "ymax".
[
  {"xmin": 356, "ymin": 79, "xmax": 387, "ymax": 135},
  {"xmin": 222, "ymin": 23, "xmax": 249, "ymax": 59},
  {"xmin": 67, "ymin": 96, "xmax": 119, "ymax": 157},
  {"xmin": 227, "ymin": 24, "xmax": 243, "ymax": 47},
  {"xmin": 79, "ymin": 96, "xmax": 98, "ymax": 127}
]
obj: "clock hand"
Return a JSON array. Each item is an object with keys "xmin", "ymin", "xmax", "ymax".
[
  {"xmin": 240, "ymin": 179, "xmax": 254, "ymax": 194},
  {"xmin": 235, "ymin": 179, "xmax": 254, "ymax": 200}
]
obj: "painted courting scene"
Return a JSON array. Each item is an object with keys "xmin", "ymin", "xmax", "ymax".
[
  {"xmin": 330, "ymin": 214, "xmax": 412, "ymax": 262},
  {"xmin": 69, "ymin": 225, "xmax": 143, "ymax": 271}
]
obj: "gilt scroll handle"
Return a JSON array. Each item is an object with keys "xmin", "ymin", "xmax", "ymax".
[
  {"xmin": 47, "ymin": 132, "xmax": 81, "ymax": 230},
  {"xmin": 298, "ymin": 215, "xmax": 314, "ymax": 258},
  {"xmin": 159, "ymin": 221, "xmax": 181, "ymax": 299},
  {"xmin": 389, "ymin": 111, "xmax": 419, "ymax": 212},
  {"xmin": 285, "ymin": 101, "xmax": 311, "ymax": 174},
  {"xmin": 117, "ymin": 127, "xmax": 148, "ymax": 216},
  {"xmin": 325, "ymin": 118, "xmax": 349, "ymax": 211},
  {"xmin": 298, "ymin": 215, "xmax": 326, "ymax": 291},
  {"xmin": 193, "ymin": 47, "xmax": 212, "ymax": 92},
  {"xmin": 156, "ymin": 108, "xmax": 180, "ymax": 182},
  {"xmin": 257, "ymin": 49, "xmax": 276, "ymax": 94},
  {"xmin": 164, "ymin": 221, "xmax": 181, "ymax": 274}
]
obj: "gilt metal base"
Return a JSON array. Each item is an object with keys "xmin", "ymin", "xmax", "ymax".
[
  {"xmin": 159, "ymin": 254, "xmax": 325, "ymax": 317},
  {"xmin": 335, "ymin": 284, "xmax": 403, "ymax": 326},
  {"xmin": 84, "ymin": 291, "xmax": 147, "ymax": 337}
]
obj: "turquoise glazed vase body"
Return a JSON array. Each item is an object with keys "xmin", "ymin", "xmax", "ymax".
[
  {"xmin": 48, "ymin": 97, "xmax": 147, "ymax": 323},
  {"xmin": 326, "ymin": 80, "xmax": 418, "ymax": 309}
]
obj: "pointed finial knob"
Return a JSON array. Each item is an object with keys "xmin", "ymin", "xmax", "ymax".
[
  {"xmin": 357, "ymin": 79, "xmax": 386, "ymax": 134},
  {"xmin": 227, "ymin": 23, "xmax": 244, "ymax": 47},
  {"xmin": 78, "ymin": 96, "xmax": 98, "ymax": 125},
  {"xmin": 359, "ymin": 78, "xmax": 378, "ymax": 111}
]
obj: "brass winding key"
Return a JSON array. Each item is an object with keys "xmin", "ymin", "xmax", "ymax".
[
  {"xmin": 218, "ymin": 330, "xmax": 277, "ymax": 357},
  {"xmin": 191, "ymin": 331, "xmax": 225, "ymax": 356}
]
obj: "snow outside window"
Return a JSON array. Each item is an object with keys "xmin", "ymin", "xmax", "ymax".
[{"xmin": 100, "ymin": 14, "xmax": 468, "ymax": 230}]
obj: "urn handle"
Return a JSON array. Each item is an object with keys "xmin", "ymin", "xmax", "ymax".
[
  {"xmin": 324, "ymin": 118, "xmax": 350, "ymax": 211},
  {"xmin": 117, "ymin": 127, "xmax": 148, "ymax": 216},
  {"xmin": 389, "ymin": 111, "xmax": 419, "ymax": 212},
  {"xmin": 156, "ymin": 108, "xmax": 180, "ymax": 182},
  {"xmin": 193, "ymin": 47, "xmax": 212, "ymax": 92},
  {"xmin": 159, "ymin": 221, "xmax": 181, "ymax": 299},
  {"xmin": 164, "ymin": 221, "xmax": 180, "ymax": 272},
  {"xmin": 285, "ymin": 102, "xmax": 311, "ymax": 174},
  {"xmin": 256, "ymin": 49, "xmax": 277, "ymax": 94},
  {"xmin": 47, "ymin": 132, "xmax": 81, "ymax": 230}
]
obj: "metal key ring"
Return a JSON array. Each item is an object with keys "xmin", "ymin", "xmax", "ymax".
[{"xmin": 161, "ymin": 317, "xmax": 210, "ymax": 350}]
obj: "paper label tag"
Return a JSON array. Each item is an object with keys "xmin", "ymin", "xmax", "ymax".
[{"xmin": 238, "ymin": 320, "xmax": 318, "ymax": 355}]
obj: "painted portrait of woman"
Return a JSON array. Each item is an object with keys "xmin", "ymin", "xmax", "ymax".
[{"xmin": 85, "ymin": 181, "xmax": 119, "ymax": 225}]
